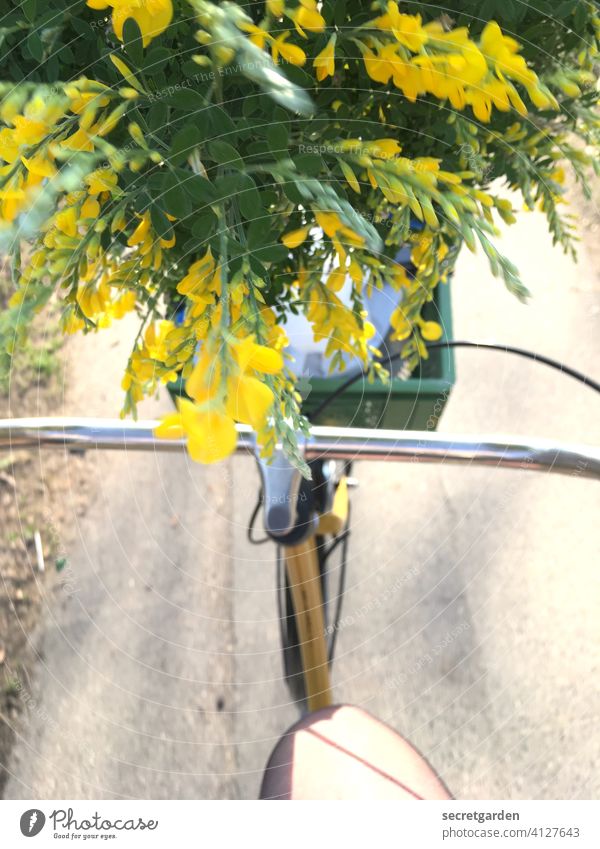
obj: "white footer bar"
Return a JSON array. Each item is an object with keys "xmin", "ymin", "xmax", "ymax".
[{"xmin": 0, "ymin": 800, "xmax": 599, "ymax": 848}]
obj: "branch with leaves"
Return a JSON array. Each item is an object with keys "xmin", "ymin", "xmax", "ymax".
[{"xmin": 0, "ymin": 0, "xmax": 598, "ymax": 470}]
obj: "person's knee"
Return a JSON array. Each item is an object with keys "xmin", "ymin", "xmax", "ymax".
[
  {"xmin": 260, "ymin": 704, "xmax": 452, "ymax": 800},
  {"xmin": 260, "ymin": 704, "xmax": 347, "ymax": 799}
]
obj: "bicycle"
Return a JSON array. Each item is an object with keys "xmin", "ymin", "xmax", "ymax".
[{"xmin": 2, "ymin": 349, "xmax": 599, "ymax": 718}]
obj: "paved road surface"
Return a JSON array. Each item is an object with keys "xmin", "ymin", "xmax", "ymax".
[{"xmin": 3, "ymin": 199, "xmax": 599, "ymax": 799}]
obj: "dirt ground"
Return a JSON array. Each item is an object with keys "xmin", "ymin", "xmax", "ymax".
[{"xmin": 0, "ymin": 299, "xmax": 91, "ymax": 794}]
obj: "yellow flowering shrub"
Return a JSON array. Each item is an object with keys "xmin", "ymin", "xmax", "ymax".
[{"xmin": 0, "ymin": 0, "xmax": 598, "ymax": 469}]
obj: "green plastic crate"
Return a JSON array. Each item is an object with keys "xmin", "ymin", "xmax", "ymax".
[
  {"xmin": 168, "ymin": 281, "xmax": 455, "ymax": 431},
  {"xmin": 300, "ymin": 280, "xmax": 455, "ymax": 430}
]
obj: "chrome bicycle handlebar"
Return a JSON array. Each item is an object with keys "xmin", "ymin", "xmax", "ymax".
[{"xmin": 0, "ymin": 417, "xmax": 599, "ymax": 480}]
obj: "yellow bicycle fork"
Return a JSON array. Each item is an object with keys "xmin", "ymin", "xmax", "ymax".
[
  {"xmin": 282, "ymin": 475, "xmax": 349, "ymax": 712},
  {"xmin": 284, "ymin": 539, "xmax": 332, "ymax": 712}
]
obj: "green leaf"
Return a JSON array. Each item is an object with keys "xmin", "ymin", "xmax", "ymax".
[
  {"xmin": 207, "ymin": 140, "xmax": 244, "ymax": 169},
  {"xmin": 123, "ymin": 18, "xmax": 144, "ymax": 66},
  {"xmin": 249, "ymin": 255, "xmax": 268, "ymax": 278},
  {"xmin": 150, "ymin": 202, "xmax": 173, "ymax": 239},
  {"xmin": 191, "ymin": 210, "xmax": 218, "ymax": 238},
  {"xmin": 26, "ymin": 32, "xmax": 43, "ymax": 62},
  {"xmin": 242, "ymin": 97, "xmax": 260, "ymax": 118},
  {"xmin": 244, "ymin": 140, "xmax": 270, "ymax": 159},
  {"xmin": 226, "ymin": 236, "xmax": 245, "ymax": 258},
  {"xmin": 133, "ymin": 190, "xmax": 152, "ymax": 214},
  {"xmin": 247, "ymin": 218, "xmax": 272, "ymax": 248},
  {"xmin": 294, "ymin": 153, "xmax": 324, "ymax": 176},
  {"xmin": 574, "ymin": 1, "xmax": 588, "ymax": 29},
  {"xmin": 147, "ymin": 102, "xmax": 168, "ymax": 131},
  {"xmin": 22, "ymin": 0, "xmax": 37, "ymax": 23},
  {"xmin": 283, "ymin": 181, "xmax": 306, "ymax": 204},
  {"xmin": 207, "ymin": 105, "xmax": 237, "ymax": 139},
  {"xmin": 143, "ymin": 46, "xmax": 171, "ymax": 75},
  {"xmin": 554, "ymin": 0, "xmax": 578, "ymax": 17},
  {"xmin": 182, "ymin": 173, "xmax": 217, "ymax": 203},
  {"xmin": 267, "ymin": 123, "xmax": 289, "ymax": 158},
  {"xmin": 237, "ymin": 175, "xmax": 262, "ymax": 220},
  {"xmin": 162, "ymin": 170, "xmax": 192, "ymax": 219},
  {"xmin": 213, "ymin": 173, "xmax": 249, "ymax": 202},
  {"xmin": 164, "ymin": 88, "xmax": 206, "ymax": 111},
  {"xmin": 253, "ymin": 244, "xmax": 289, "ymax": 263},
  {"xmin": 332, "ymin": 0, "xmax": 347, "ymax": 27},
  {"xmin": 169, "ymin": 125, "xmax": 202, "ymax": 166}
]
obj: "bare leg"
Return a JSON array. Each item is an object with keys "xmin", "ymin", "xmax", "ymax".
[{"xmin": 260, "ymin": 704, "xmax": 452, "ymax": 800}]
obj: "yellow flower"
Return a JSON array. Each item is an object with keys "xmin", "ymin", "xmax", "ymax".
[
  {"xmin": 77, "ymin": 282, "xmax": 109, "ymax": 319},
  {"xmin": 271, "ymin": 32, "xmax": 307, "ymax": 66},
  {"xmin": 326, "ymin": 266, "xmax": 346, "ymax": 292},
  {"xmin": 465, "ymin": 78, "xmax": 515, "ymax": 122},
  {"xmin": 60, "ymin": 307, "xmax": 86, "ymax": 335},
  {"xmin": 144, "ymin": 319, "xmax": 175, "ymax": 359},
  {"xmin": 267, "ymin": 0, "xmax": 284, "ymax": 16},
  {"xmin": 81, "ymin": 196, "xmax": 101, "ymax": 219},
  {"xmin": 177, "ymin": 249, "xmax": 216, "ymax": 296},
  {"xmin": 240, "ymin": 22, "xmax": 270, "ymax": 50},
  {"xmin": 226, "ymin": 374, "xmax": 275, "ymax": 429},
  {"xmin": 109, "ymin": 290, "xmax": 137, "ymax": 319},
  {"xmin": 371, "ymin": 3, "xmax": 427, "ymax": 52},
  {"xmin": 390, "ymin": 306, "xmax": 412, "ymax": 340},
  {"xmin": 419, "ymin": 319, "xmax": 443, "ymax": 341},
  {"xmin": 0, "ymin": 182, "xmax": 26, "ymax": 222},
  {"xmin": 185, "ymin": 350, "xmax": 221, "ymax": 403},
  {"xmin": 314, "ymin": 210, "xmax": 365, "ymax": 248},
  {"xmin": 55, "ymin": 207, "xmax": 78, "ymax": 237},
  {"xmin": 0, "ymin": 129, "xmax": 19, "ymax": 163},
  {"xmin": 480, "ymin": 21, "xmax": 531, "ymax": 83},
  {"xmin": 290, "ymin": 0, "xmax": 326, "ymax": 37},
  {"xmin": 281, "ymin": 226, "xmax": 310, "ymax": 248},
  {"xmin": 21, "ymin": 154, "xmax": 57, "ymax": 178},
  {"xmin": 12, "ymin": 115, "xmax": 50, "ymax": 146},
  {"xmin": 314, "ymin": 210, "xmax": 344, "ymax": 237},
  {"xmin": 154, "ymin": 410, "xmax": 186, "ymax": 440},
  {"xmin": 59, "ymin": 127, "xmax": 95, "ymax": 152},
  {"xmin": 364, "ymin": 138, "xmax": 402, "ymax": 159},
  {"xmin": 127, "ymin": 211, "xmax": 151, "ymax": 246},
  {"xmin": 85, "ymin": 169, "xmax": 119, "ymax": 196},
  {"xmin": 390, "ymin": 57, "xmax": 423, "ymax": 102},
  {"xmin": 69, "ymin": 90, "xmax": 110, "ymax": 115},
  {"xmin": 362, "ymin": 45, "xmax": 394, "ymax": 84},
  {"xmin": 174, "ymin": 333, "xmax": 284, "ymax": 448},
  {"xmin": 87, "ymin": 0, "xmax": 173, "ymax": 48},
  {"xmin": 339, "ymin": 160, "xmax": 360, "ymax": 194},
  {"xmin": 525, "ymin": 85, "xmax": 556, "ymax": 110},
  {"xmin": 184, "ymin": 407, "xmax": 236, "ymax": 464},
  {"xmin": 232, "ymin": 336, "xmax": 284, "ymax": 374},
  {"xmin": 156, "ymin": 398, "xmax": 237, "ymax": 464},
  {"xmin": 314, "ymin": 34, "xmax": 336, "ymax": 82}
]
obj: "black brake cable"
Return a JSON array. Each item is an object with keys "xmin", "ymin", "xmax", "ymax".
[
  {"xmin": 324, "ymin": 505, "xmax": 351, "ymax": 664},
  {"xmin": 247, "ymin": 488, "xmax": 270, "ymax": 545},
  {"xmin": 307, "ymin": 339, "xmax": 600, "ymax": 422}
]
